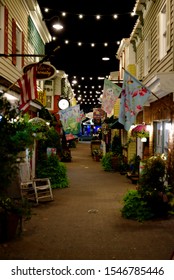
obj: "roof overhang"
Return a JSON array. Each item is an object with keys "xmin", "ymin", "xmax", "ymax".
[
  {"xmin": 109, "ymin": 120, "xmax": 124, "ymax": 129},
  {"xmin": 134, "ymin": 0, "xmax": 147, "ymax": 12},
  {"xmin": 20, "ymin": 100, "xmax": 42, "ymax": 112},
  {"xmin": 145, "ymin": 72, "xmax": 174, "ymax": 103}
]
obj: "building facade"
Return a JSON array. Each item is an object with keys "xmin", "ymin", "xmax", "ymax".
[
  {"xmin": 117, "ymin": 0, "xmax": 174, "ymax": 168},
  {"xmin": 0, "ymin": 0, "xmax": 51, "ymax": 114}
]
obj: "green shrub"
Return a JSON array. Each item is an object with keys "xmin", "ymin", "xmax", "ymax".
[
  {"xmin": 36, "ymin": 155, "xmax": 69, "ymax": 189},
  {"xmin": 121, "ymin": 190, "xmax": 154, "ymax": 221},
  {"xmin": 121, "ymin": 155, "xmax": 174, "ymax": 221},
  {"xmin": 101, "ymin": 152, "xmax": 113, "ymax": 171},
  {"xmin": 111, "ymin": 134, "xmax": 122, "ymax": 156},
  {"xmin": 138, "ymin": 155, "xmax": 166, "ymax": 198}
]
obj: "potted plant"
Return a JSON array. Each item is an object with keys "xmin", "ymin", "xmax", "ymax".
[
  {"xmin": 121, "ymin": 154, "xmax": 174, "ymax": 221},
  {"xmin": 131, "ymin": 124, "xmax": 149, "ymax": 139},
  {"xmin": 110, "ymin": 134, "xmax": 123, "ymax": 171},
  {"xmin": 0, "ymin": 197, "xmax": 32, "ymax": 243},
  {"xmin": 119, "ymin": 160, "xmax": 129, "ymax": 175},
  {"xmin": 0, "ymin": 93, "xmax": 34, "ymax": 242},
  {"xmin": 60, "ymin": 130, "xmax": 72, "ymax": 162},
  {"xmin": 127, "ymin": 154, "xmax": 141, "ymax": 183},
  {"xmin": 101, "ymin": 151, "xmax": 113, "ymax": 171},
  {"xmin": 92, "ymin": 149, "xmax": 103, "ymax": 161},
  {"xmin": 137, "ymin": 154, "xmax": 173, "ymax": 217}
]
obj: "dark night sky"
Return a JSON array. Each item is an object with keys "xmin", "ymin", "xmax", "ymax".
[{"xmin": 37, "ymin": 0, "xmax": 137, "ymax": 112}]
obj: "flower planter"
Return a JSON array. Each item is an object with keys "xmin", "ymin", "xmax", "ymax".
[
  {"xmin": 95, "ymin": 155, "xmax": 100, "ymax": 162},
  {"xmin": 0, "ymin": 211, "xmax": 20, "ymax": 243},
  {"xmin": 111, "ymin": 156, "xmax": 120, "ymax": 171}
]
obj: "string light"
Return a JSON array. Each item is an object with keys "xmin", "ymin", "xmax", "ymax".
[
  {"xmin": 69, "ymin": 75, "xmax": 104, "ymax": 107},
  {"xmin": 113, "ymin": 14, "xmax": 118, "ymax": 19},
  {"xmin": 43, "ymin": 7, "xmax": 137, "ymax": 19},
  {"xmin": 52, "ymin": 38, "xmax": 121, "ymax": 47},
  {"xmin": 42, "ymin": 6, "xmax": 135, "ymax": 109},
  {"xmin": 96, "ymin": 15, "xmax": 101, "ymax": 20}
]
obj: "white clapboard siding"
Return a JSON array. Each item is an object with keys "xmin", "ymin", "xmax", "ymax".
[
  {"xmin": 0, "ymin": 0, "xmax": 28, "ymax": 84},
  {"xmin": 0, "ymin": 0, "xmax": 50, "ymax": 87},
  {"xmin": 135, "ymin": 0, "xmax": 173, "ymax": 85}
]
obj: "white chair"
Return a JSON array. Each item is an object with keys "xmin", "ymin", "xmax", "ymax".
[
  {"xmin": 33, "ymin": 177, "xmax": 53, "ymax": 204},
  {"xmin": 19, "ymin": 162, "xmax": 35, "ymax": 202},
  {"xmin": 19, "ymin": 162, "xmax": 53, "ymax": 204}
]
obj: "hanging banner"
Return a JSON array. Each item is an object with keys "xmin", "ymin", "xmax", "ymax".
[
  {"xmin": 59, "ymin": 105, "xmax": 81, "ymax": 135},
  {"xmin": 93, "ymin": 108, "xmax": 106, "ymax": 125}
]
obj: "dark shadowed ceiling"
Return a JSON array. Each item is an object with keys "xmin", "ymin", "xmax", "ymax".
[{"xmin": 37, "ymin": 0, "xmax": 137, "ymax": 112}]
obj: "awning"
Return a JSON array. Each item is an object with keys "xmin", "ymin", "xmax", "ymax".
[
  {"xmin": 145, "ymin": 71, "xmax": 174, "ymax": 103},
  {"xmin": 109, "ymin": 119, "xmax": 124, "ymax": 129},
  {"xmin": 102, "ymin": 116, "xmax": 124, "ymax": 129}
]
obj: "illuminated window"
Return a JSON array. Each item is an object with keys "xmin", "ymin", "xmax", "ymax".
[{"xmin": 157, "ymin": 0, "xmax": 170, "ymax": 60}]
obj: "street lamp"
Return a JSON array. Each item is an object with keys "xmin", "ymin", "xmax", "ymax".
[{"xmin": 43, "ymin": 16, "xmax": 64, "ymax": 31}]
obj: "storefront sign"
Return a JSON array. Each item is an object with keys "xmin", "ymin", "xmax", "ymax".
[{"xmin": 23, "ymin": 62, "xmax": 57, "ymax": 80}]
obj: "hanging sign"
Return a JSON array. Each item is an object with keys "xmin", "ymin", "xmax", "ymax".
[{"xmin": 23, "ymin": 62, "xmax": 57, "ymax": 80}]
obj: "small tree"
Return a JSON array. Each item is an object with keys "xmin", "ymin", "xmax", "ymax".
[
  {"xmin": 121, "ymin": 155, "xmax": 174, "ymax": 221},
  {"xmin": 138, "ymin": 155, "xmax": 170, "ymax": 217},
  {"xmin": 111, "ymin": 134, "xmax": 122, "ymax": 156},
  {"xmin": 0, "ymin": 93, "xmax": 34, "ymax": 241},
  {"xmin": 0, "ymin": 93, "xmax": 35, "ymax": 193},
  {"xmin": 36, "ymin": 154, "xmax": 69, "ymax": 189}
]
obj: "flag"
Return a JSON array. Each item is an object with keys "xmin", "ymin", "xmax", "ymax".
[
  {"xmin": 119, "ymin": 69, "xmax": 150, "ymax": 131},
  {"xmin": 102, "ymin": 79, "xmax": 122, "ymax": 115},
  {"xmin": 93, "ymin": 107, "xmax": 106, "ymax": 125},
  {"xmin": 59, "ymin": 105, "xmax": 81, "ymax": 135},
  {"xmin": 17, "ymin": 65, "xmax": 38, "ymax": 110}
]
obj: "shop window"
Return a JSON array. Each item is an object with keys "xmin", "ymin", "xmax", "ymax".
[
  {"xmin": 157, "ymin": 0, "xmax": 170, "ymax": 61},
  {"xmin": 16, "ymin": 25, "xmax": 22, "ymax": 69},
  {"xmin": 46, "ymin": 96, "xmax": 53, "ymax": 110},
  {"xmin": 154, "ymin": 121, "xmax": 171, "ymax": 156},
  {"xmin": 0, "ymin": 4, "xmax": 8, "ymax": 54},
  {"xmin": 144, "ymin": 32, "xmax": 151, "ymax": 76}
]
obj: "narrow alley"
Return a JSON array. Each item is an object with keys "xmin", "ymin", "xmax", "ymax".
[{"xmin": 0, "ymin": 142, "xmax": 174, "ymax": 260}]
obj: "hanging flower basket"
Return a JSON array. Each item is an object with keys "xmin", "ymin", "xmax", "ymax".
[{"xmin": 131, "ymin": 124, "xmax": 149, "ymax": 138}]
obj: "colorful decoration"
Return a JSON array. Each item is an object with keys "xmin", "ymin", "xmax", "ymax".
[
  {"xmin": 102, "ymin": 79, "xmax": 122, "ymax": 115},
  {"xmin": 119, "ymin": 70, "xmax": 150, "ymax": 131},
  {"xmin": 59, "ymin": 105, "xmax": 81, "ymax": 135},
  {"xmin": 131, "ymin": 124, "xmax": 149, "ymax": 138}
]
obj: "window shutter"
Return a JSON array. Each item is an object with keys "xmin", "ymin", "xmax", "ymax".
[
  {"xmin": 143, "ymin": 41, "xmax": 146, "ymax": 76},
  {"xmin": 166, "ymin": 0, "xmax": 171, "ymax": 51},
  {"xmin": 142, "ymin": 55, "xmax": 145, "ymax": 78},
  {"xmin": 4, "ymin": 6, "xmax": 8, "ymax": 55},
  {"xmin": 12, "ymin": 18, "xmax": 16, "ymax": 65},
  {"xmin": 148, "ymin": 32, "xmax": 151, "ymax": 71},
  {"xmin": 22, "ymin": 32, "xmax": 25, "ymax": 67},
  {"xmin": 156, "ymin": 14, "xmax": 160, "ymax": 61}
]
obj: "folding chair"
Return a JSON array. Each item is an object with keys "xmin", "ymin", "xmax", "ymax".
[
  {"xmin": 19, "ymin": 162, "xmax": 53, "ymax": 204},
  {"xmin": 19, "ymin": 162, "xmax": 36, "ymax": 202},
  {"xmin": 33, "ymin": 177, "xmax": 53, "ymax": 204}
]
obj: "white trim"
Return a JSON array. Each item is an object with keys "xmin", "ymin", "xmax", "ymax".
[
  {"xmin": 29, "ymin": 100, "xmax": 42, "ymax": 109},
  {"xmin": 145, "ymin": 72, "xmax": 174, "ymax": 102},
  {"xmin": 21, "ymin": 0, "xmax": 51, "ymax": 44}
]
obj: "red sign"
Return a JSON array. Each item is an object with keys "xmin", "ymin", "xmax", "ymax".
[
  {"xmin": 23, "ymin": 62, "xmax": 57, "ymax": 80},
  {"xmin": 66, "ymin": 134, "xmax": 76, "ymax": 141}
]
